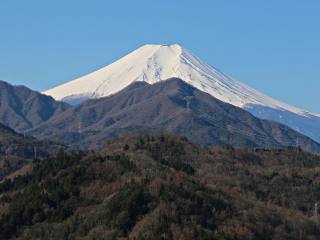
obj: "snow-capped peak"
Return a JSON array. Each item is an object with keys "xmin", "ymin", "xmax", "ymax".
[{"xmin": 42, "ymin": 44, "xmax": 318, "ymax": 118}]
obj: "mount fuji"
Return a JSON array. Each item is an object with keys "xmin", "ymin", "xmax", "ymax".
[{"xmin": 43, "ymin": 44, "xmax": 320, "ymax": 143}]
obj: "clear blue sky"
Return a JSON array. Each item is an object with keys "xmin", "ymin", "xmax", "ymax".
[{"xmin": 0, "ymin": 1, "xmax": 319, "ymax": 113}]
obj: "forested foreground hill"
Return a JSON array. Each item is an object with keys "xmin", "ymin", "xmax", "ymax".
[{"xmin": 1, "ymin": 131, "xmax": 320, "ymax": 239}]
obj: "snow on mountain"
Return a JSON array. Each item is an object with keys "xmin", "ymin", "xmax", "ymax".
[
  {"xmin": 42, "ymin": 45, "xmax": 304, "ymax": 114},
  {"xmin": 43, "ymin": 44, "xmax": 320, "ymax": 142}
]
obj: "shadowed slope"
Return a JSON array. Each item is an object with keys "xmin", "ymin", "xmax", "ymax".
[{"xmin": 0, "ymin": 80, "xmax": 71, "ymax": 132}]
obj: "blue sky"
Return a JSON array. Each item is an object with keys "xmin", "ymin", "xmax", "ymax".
[{"xmin": 0, "ymin": 1, "xmax": 319, "ymax": 113}]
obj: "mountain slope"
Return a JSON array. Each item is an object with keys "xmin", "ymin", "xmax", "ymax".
[
  {"xmin": 0, "ymin": 80, "xmax": 72, "ymax": 132},
  {"xmin": 42, "ymin": 44, "xmax": 320, "ymax": 143},
  {"xmin": 31, "ymin": 78, "xmax": 320, "ymax": 153}
]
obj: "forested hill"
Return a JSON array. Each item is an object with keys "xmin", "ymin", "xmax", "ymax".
[
  {"xmin": 0, "ymin": 122, "xmax": 69, "ymax": 181},
  {"xmin": 1, "ymin": 131, "xmax": 320, "ymax": 239}
]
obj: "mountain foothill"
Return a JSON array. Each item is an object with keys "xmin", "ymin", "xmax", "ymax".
[
  {"xmin": 21, "ymin": 78, "xmax": 320, "ymax": 154},
  {"xmin": 0, "ymin": 78, "xmax": 319, "ymax": 153}
]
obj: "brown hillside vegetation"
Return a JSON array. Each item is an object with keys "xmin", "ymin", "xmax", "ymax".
[{"xmin": 1, "ymin": 131, "xmax": 320, "ymax": 239}]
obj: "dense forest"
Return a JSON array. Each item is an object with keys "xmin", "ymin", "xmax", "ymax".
[{"xmin": 1, "ymin": 131, "xmax": 320, "ymax": 239}]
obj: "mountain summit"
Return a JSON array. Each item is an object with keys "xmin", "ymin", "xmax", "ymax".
[
  {"xmin": 43, "ymin": 44, "xmax": 320, "ymax": 142},
  {"xmin": 42, "ymin": 44, "xmax": 304, "ymax": 113}
]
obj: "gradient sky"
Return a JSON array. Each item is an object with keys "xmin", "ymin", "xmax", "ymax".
[{"xmin": 1, "ymin": 1, "xmax": 319, "ymax": 113}]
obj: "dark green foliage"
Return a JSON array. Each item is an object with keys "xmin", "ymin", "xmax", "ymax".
[
  {"xmin": 147, "ymin": 137, "xmax": 195, "ymax": 175},
  {"xmin": 123, "ymin": 143, "xmax": 130, "ymax": 151},
  {"xmin": 105, "ymin": 183, "xmax": 151, "ymax": 232},
  {"xmin": 158, "ymin": 157, "xmax": 195, "ymax": 175},
  {"xmin": 222, "ymin": 144, "xmax": 235, "ymax": 152},
  {"xmin": 0, "ymin": 149, "xmax": 100, "ymax": 239}
]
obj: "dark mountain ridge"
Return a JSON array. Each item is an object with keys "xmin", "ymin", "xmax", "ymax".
[
  {"xmin": 26, "ymin": 78, "xmax": 320, "ymax": 153},
  {"xmin": 0, "ymin": 80, "xmax": 71, "ymax": 132}
]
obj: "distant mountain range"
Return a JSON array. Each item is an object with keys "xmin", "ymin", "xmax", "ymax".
[
  {"xmin": 42, "ymin": 44, "xmax": 320, "ymax": 143},
  {"xmin": 25, "ymin": 78, "xmax": 320, "ymax": 153},
  {"xmin": 1, "ymin": 75, "xmax": 320, "ymax": 153}
]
